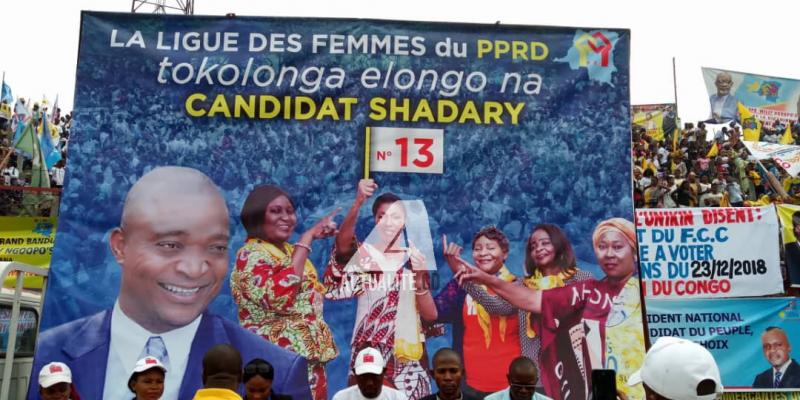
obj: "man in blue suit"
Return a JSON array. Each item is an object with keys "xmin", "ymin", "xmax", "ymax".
[
  {"xmin": 709, "ymin": 72, "xmax": 739, "ymax": 123},
  {"xmin": 752, "ymin": 327, "xmax": 800, "ymax": 389},
  {"xmin": 29, "ymin": 166, "xmax": 313, "ymax": 400}
]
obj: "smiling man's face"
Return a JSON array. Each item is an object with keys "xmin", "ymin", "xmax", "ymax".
[{"xmin": 112, "ymin": 172, "xmax": 230, "ymax": 333}]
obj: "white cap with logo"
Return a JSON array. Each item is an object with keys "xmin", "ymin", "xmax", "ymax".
[
  {"xmin": 132, "ymin": 356, "xmax": 168, "ymax": 374},
  {"xmin": 39, "ymin": 362, "xmax": 72, "ymax": 388},
  {"xmin": 354, "ymin": 347, "xmax": 385, "ymax": 376},
  {"xmin": 628, "ymin": 337, "xmax": 723, "ymax": 400}
]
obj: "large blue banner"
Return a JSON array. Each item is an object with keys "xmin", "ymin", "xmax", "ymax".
[
  {"xmin": 647, "ymin": 298, "xmax": 800, "ymax": 391},
  {"xmin": 32, "ymin": 12, "xmax": 635, "ymax": 400}
]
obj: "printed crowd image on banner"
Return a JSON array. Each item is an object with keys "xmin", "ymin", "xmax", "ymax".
[
  {"xmin": 702, "ymin": 67, "xmax": 800, "ymax": 126},
  {"xmin": 647, "ymin": 298, "xmax": 800, "ymax": 391},
  {"xmin": 32, "ymin": 12, "xmax": 639, "ymax": 400}
]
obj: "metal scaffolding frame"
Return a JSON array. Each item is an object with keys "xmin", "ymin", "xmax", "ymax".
[{"xmin": 131, "ymin": 0, "xmax": 194, "ymax": 15}]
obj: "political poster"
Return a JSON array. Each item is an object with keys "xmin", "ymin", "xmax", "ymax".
[
  {"xmin": 632, "ymin": 103, "xmax": 677, "ymax": 141},
  {"xmin": 0, "ymin": 216, "xmax": 56, "ymax": 289},
  {"xmin": 702, "ymin": 67, "xmax": 800, "ymax": 127},
  {"xmin": 743, "ymin": 141, "xmax": 800, "ymax": 178},
  {"xmin": 647, "ymin": 297, "xmax": 800, "ymax": 391},
  {"xmin": 31, "ymin": 12, "xmax": 638, "ymax": 400},
  {"xmin": 636, "ymin": 206, "xmax": 783, "ymax": 298},
  {"xmin": 776, "ymin": 204, "xmax": 800, "ymax": 287}
]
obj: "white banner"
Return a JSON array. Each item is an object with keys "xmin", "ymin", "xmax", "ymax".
[
  {"xmin": 742, "ymin": 141, "xmax": 800, "ymax": 177},
  {"xmin": 369, "ymin": 126, "xmax": 444, "ymax": 174},
  {"xmin": 635, "ymin": 206, "xmax": 783, "ymax": 299}
]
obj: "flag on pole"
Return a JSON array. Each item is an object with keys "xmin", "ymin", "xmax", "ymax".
[
  {"xmin": 51, "ymin": 94, "xmax": 60, "ymax": 124},
  {"xmin": 13, "ymin": 120, "xmax": 37, "ymax": 159},
  {"xmin": 12, "ymin": 118, "xmax": 26, "ymax": 144},
  {"xmin": 40, "ymin": 112, "xmax": 62, "ymax": 170},
  {"xmin": 738, "ymin": 102, "xmax": 762, "ymax": 142},
  {"xmin": 780, "ymin": 124, "xmax": 794, "ymax": 145},
  {"xmin": 1, "ymin": 82, "xmax": 12, "ymax": 104},
  {"xmin": 671, "ymin": 128, "xmax": 680, "ymax": 151}
]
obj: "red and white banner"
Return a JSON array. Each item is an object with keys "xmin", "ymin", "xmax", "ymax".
[{"xmin": 635, "ymin": 206, "xmax": 783, "ymax": 298}]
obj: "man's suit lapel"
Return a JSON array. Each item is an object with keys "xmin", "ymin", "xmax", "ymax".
[
  {"xmin": 179, "ymin": 312, "xmax": 234, "ymax": 399},
  {"xmin": 781, "ymin": 360, "xmax": 800, "ymax": 388},
  {"xmin": 62, "ymin": 310, "xmax": 112, "ymax": 400}
]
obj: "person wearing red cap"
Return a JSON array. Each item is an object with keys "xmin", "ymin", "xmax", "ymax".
[
  {"xmin": 332, "ymin": 347, "xmax": 408, "ymax": 400},
  {"xmin": 128, "ymin": 356, "xmax": 167, "ymax": 400}
]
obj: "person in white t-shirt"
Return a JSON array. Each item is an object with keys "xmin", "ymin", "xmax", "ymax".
[
  {"xmin": 699, "ymin": 181, "xmax": 724, "ymax": 207},
  {"xmin": 332, "ymin": 347, "xmax": 408, "ymax": 400}
]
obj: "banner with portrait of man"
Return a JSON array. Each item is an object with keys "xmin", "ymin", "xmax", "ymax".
[
  {"xmin": 30, "ymin": 12, "xmax": 641, "ymax": 400},
  {"xmin": 702, "ymin": 67, "xmax": 800, "ymax": 127},
  {"xmin": 632, "ymin": 103, "xmax": 677, "ymax": 142},
  {"xmin": 647, "ymin": 297, "xmax": 800, "ymax": 391}
]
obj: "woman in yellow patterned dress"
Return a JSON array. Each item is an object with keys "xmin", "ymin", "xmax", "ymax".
[{"xmin": 231, "ymin": 185, "xmax": 339, "ymax": 400}]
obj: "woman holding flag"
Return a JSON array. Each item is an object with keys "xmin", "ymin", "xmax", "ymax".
[{"xmin": 230, "ymin": 185, "xmax": 339, "ymax": 400}]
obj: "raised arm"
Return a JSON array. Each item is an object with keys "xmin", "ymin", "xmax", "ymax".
[
  {"xmin": 442, "ymin": 234, "xmax": 514, "ymax": 315},
  {"xmin": 409, "ymin": 246, "xmax": 437, "ymax": 321},
  {"xmin": 335, "ymin": 179, "xmax": 376, "ymax": 259},
  {"xmin": 455, "ymin": 260, "xmax": 542, "ymax": 313},
  {"xmin": 290, "ymin": 208, "xmax": 339, "ymax": 281},
  {"xmin": 461, "ymin": 281, "xmax": 516, "ymax": 315}
]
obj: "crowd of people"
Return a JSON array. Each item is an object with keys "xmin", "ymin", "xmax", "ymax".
[
  {"xmin": 632, "ymin": 118, "xmax": 800, "ymax": 208},
  {"xmin": 36, "ymin": 337, "xmax": 727, "ymax": 400},
  {"xmin": 0, "ymin": 97, "xmax": 72, "ymax": 216}
]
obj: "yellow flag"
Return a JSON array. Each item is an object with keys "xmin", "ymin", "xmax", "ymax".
[
  {"xmin": 672, "ymin": 128, "xmax": 680, "ymax": 151},
  {"xmin": 780, "ymin": 124, "xmax": 794, "ymax": 145},
  {"xmin": 706, "ymin": 142, "xmax": 718, "ymax": 158},
  {"xmin": 642, "ymin": 158, "xmax": 657, "ymax": 175},
  {"xmin": 738, "ymin": 102, "xmax": 761, "ymax": 142}
]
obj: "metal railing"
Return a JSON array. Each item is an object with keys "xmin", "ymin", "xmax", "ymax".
[{"xmin": 0, "ymin": 186, "xmax": 61, "ymax": 217}]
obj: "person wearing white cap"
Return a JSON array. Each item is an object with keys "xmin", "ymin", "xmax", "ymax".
[
  {"xmin": 129, "ymin": 356, "xmax": 167, "ymax": 400},
  {"xmin": 627, "ymin": 337, "xmax": 723, "ymax": 400},
  {"xmin": 38, "ymin": 362, "xmax": 76, "ymax": 400},
  {"xmin": 331, "ymin": 347, "xmax": 408, "ymax": 400}
]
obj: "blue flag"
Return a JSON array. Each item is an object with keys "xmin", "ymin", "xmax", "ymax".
[
  {"xmin": 40, "ymin": 113, "xmax": 62, "ymax": 169},
  {"xmin": 13, "ymin": 118, "xmax": 26, "ymax": 144},
  {"xmin": 1, "ymin": 82, "xmax": 12, "ymax": 104}
]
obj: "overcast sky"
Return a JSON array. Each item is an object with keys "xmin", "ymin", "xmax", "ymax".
[{"xmin": 4, "ymin": 0, "xmax": 798, "ymax": 124}]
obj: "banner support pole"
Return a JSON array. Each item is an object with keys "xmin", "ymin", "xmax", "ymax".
[{"xmin": 364, "ymin": 126, "xmax": 371, "ymax": 179}]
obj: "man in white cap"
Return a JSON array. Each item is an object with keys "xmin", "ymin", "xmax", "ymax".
[
  {"xmin": 332, "ymin": 347, "xmax": 408, "ymax": 400},
  {"xmin": 628, "ymin": 337, "xmax": 723, "ymax": 400},
  {"xmin": 38, "ymin": 362, "xmax": 74, "ymax": 400}
]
